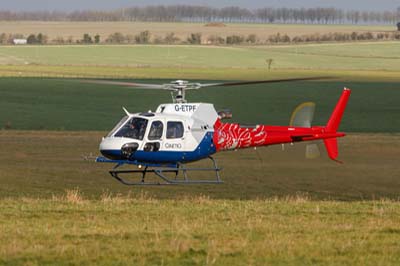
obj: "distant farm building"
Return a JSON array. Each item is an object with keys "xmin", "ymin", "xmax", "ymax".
[{"xmin": 13, "ymin": 39, "xmax": 27, "ymax": 45}]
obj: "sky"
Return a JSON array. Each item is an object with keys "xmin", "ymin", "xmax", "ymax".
[{"xmin": 1, "ymin": 0, "xmax": 399, "ymax": 12}]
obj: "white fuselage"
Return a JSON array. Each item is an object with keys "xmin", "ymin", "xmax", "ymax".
[{"xmin": 99, "ymin": 103, "xmax": 219, "ymax": 163}]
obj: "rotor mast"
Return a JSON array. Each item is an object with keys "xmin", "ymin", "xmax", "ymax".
[
  {"xmin": 173, "ymin": 81, "xmax": 187, "ymax": 103},
  {"xmin": 169, "ymin": 80, "xmax": 198, "ymax": 103}
]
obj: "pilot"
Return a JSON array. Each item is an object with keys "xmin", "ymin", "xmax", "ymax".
[
  {"xmin": 138, "ymin": 122, "xmax": 147, "ymax": 139},
  {"xmin": 128, "ymin": 121, "xmax": 139, "ymax": 138}
]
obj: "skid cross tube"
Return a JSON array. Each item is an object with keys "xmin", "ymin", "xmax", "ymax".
[{"xmin": 109, "ymin": 156, "xmax": 223, "ymax": 186}]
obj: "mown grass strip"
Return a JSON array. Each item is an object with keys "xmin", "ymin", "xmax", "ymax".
[{"xmin": 1, "ymin": 77, "xmax": 399, "ymax": 132}]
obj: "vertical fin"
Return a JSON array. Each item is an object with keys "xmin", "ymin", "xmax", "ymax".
[
  {"xmin": 326, "ymin": 88, "xmax": 351, "ymax": 132},
  {"xmin": 323, "ymin": 88, "xmax": 351, "ymax": 163}
]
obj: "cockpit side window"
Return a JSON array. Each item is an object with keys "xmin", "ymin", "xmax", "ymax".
[
  {"xmin": 148, "ymin": 121, "xmax": 164, "ymax": 140},
  {"xmin": 114, "ymin": 117, "xmax": 148, "ymax": 140},
  {"xmin": 166, "ymin": 121, "xmax": 184, "ymax": 139}
]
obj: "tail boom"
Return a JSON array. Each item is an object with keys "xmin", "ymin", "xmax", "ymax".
[
  {"xmin": 213, "ymin": 88, "xmax": 351, "ymax": 161},
  {"xmin": 213, "ymin": 124, "xmax": 344, "ymax": 151}
]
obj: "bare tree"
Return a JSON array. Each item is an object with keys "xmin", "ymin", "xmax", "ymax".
[{"xmin": 0, "ymin": 6, "xmax": 398, "ymax": 25}]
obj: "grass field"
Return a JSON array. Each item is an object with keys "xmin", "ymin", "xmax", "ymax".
[
  {"xmin": 1, "ymin": 26, "xmax": 400, "ymax": 264},
  {"xmin": 1, "ymin": 42, "xmax": 400, "ymax": 72},
  {"xmin": 1, "ymin": 43, "xmax": 400, "ymax": 84},
  {"xmin": 1, "ymin": 195, "xmax": 400, "ymax": 265},
  {"xmin": 0, "ymin": 21, "xmax": 395, "ymax": 41},
  {"xmin": 0, "ymin": 78, "xmax": 399, "ymax": 132}
]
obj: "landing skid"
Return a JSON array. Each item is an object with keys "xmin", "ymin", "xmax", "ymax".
[{"xmin": 109, "ymin": 156, "xmax": 223, "ymax": 186}]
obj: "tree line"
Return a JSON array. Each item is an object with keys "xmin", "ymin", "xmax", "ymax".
[
  {"xmin": 0, "ymin": 5, "xmax": 399, "ymax": 24},
  {"xmin": 2, "ymin": 31, "xmax": 400, "ymax": 46}
]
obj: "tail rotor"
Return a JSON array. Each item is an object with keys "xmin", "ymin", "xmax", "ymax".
[{"xmin": 289, "ymin": 101, "xmax": 321, "ymax": 159}]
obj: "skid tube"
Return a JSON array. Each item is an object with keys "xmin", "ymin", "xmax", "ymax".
[{"xmin": 109, "ymin": 156, "xmax": 223, "ymax": 186}]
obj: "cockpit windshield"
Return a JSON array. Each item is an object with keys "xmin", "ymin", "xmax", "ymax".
[
  {"xmin": 114, "ymin": 117, "xmax": 148, "ymax": 140},
  {"xmin": 106, "ymin": 116, "xmax": 129, "ymax": 137}
]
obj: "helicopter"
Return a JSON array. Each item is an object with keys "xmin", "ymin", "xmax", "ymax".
[{"xmin": 85, "ymin": 77, "xmax": 351, "ymax": 185}]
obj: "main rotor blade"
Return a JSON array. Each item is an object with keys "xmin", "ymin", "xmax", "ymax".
[
  {"xmin": 199, "ymin": 76, "xmax": 332, "ymax": 88},
  {"xmin": 77, "ymin": 76, "xmax": 332, "ymax": 90},
  {"xmin": 80, "ymin": 79, "xmax": 165, "ymax": 89}
]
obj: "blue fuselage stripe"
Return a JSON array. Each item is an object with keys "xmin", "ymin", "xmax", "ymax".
[{"xmin": 101, "ymin": 132, "xmax": 216, "ymax": 163}]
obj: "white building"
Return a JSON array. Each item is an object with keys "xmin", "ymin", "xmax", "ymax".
[{"xmin": 13, "ymin": 39, "xmax": 27, "ymax": 45}]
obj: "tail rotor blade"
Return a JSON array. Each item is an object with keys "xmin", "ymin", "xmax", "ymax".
[
  {"xmin": 290, "ymin": 102, "xmax": 316, "ymax": 128},
  {"xmin": 306, "ymin": 143, "xmax": 321, "ymax": 159}
]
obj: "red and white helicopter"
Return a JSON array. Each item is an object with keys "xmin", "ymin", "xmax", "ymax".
[{"xmin": 87, "ymin": 78, "xmax": 351, "ymax": 185}]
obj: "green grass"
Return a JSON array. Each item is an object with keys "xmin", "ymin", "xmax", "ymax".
[
  {"xmin": 1, "ymin": 43, "xmax": 400, "ymax": 83},
  {"xmin": 256, "ymin": 42, "xmax": 400, "ymax": 70},
  {"xmin": 2, "ymin": 65, "xmax": 400, "ymax": 83},
  {"xmin": 0, "ymin": 45, "xmax": 275, "ymax": 67},
  {"xmin": 1, "ymin": 43, "xmax": 400, "ymax": 71},
  {"xmin": 0, "ymin": 193, "xmax": 400, "ymax": 265},
  {"xmin": 0, "ymin": 77, "xmax": 399, "ymax": 132}
]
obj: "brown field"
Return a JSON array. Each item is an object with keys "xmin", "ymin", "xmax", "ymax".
[
  {"xmin": 0, "ymin": 21, "xmax": 395, "ymax": 42},
  {"xmin": 0, "ymin": 130, "xmax": 399, "ymax": 200}
]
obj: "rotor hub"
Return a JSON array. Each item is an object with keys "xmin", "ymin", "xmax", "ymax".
[{"xmin": 168, "ymin": 80, "xmax": 191, "ymax": 103}]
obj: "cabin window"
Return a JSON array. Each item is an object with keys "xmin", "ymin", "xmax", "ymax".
[
  {"xmin": 114, "ymin": 117, "xmax": 148, "ymax": 140},
  {"xmin": 148, "ymin": 121, "xmax": 164, "ymax": 140},
  {"xmin": 166, "ymin": 121, "xmax": 184, "ymax": 139}
]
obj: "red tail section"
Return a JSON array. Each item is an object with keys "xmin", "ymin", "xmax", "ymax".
[
  {"xmin": 213, "ymin": 88, "xmax": 351, "ymax": 161},
  {"xmin": 323, "ymin": 88, "xmax": 351, "ymax": 161}
]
